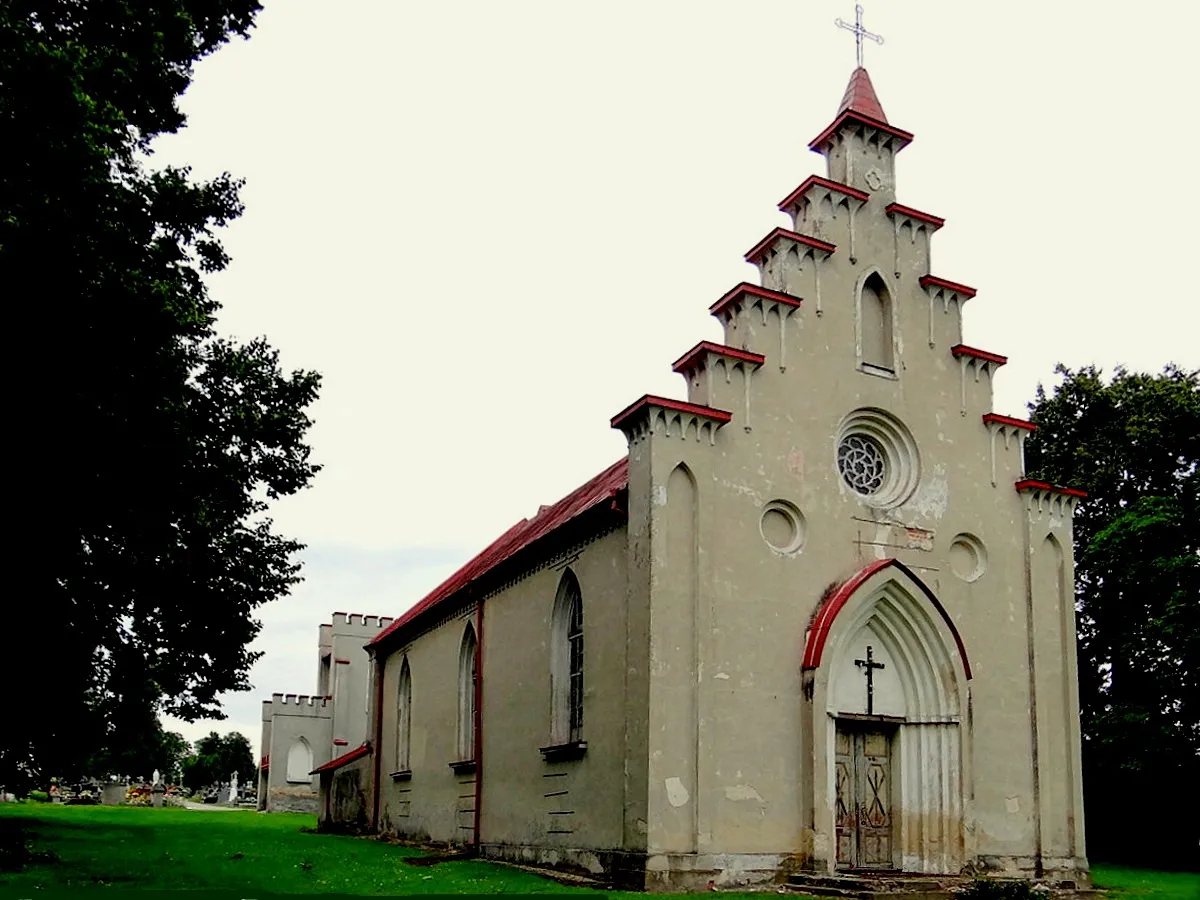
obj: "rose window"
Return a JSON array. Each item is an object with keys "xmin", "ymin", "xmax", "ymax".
[{"xmin": 837, "ymin": 434, "xmax": 887, "ymax": 496}]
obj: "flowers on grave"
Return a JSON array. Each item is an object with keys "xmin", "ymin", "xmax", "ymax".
[{"xmin": 124, "ymin": 785, "xmax": 152, "ymax": 807}]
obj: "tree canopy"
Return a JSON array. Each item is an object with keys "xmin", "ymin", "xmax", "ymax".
[
  {"xmin": 2, "ymin": 0, "xmax": 320, "ymax": 791},
  {"xmin": 1026, "ymin": 363, "xmax": 1199, "ymax": 866},
  {"xmin": 180, "ymin": 732, "xmax": 255, "ymax": 793}
]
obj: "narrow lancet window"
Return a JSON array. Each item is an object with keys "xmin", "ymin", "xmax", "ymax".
[
  {"xmin": 551, "ymin": 570, "xmax": 584, "ymax": 745},
  {"xmin": 396, "ymin": 657, "xmax": 412, "ymax": 772},
  {"xmin": 860, "ymin": 273, "xmax": 894, "ymax": 372},
  {"xmin": 457, "ymin": 625, "xmax": 477, "ymax": 761}
]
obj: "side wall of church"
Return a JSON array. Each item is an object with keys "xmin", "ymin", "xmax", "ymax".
[
  {"xmin": 476, "ymin": 526, "xmax": 631, "ymax": 873},
  {"xmin": 375, "ymin": 613, "xmax": 471, "ymax": 843},
  {"xmin": 374, "ymin": 527, "xmax": 635, "ymax": 872}
]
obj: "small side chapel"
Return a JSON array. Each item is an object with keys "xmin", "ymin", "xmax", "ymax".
[{"xmin": 316, "ymin": 63, "xmax": 1089, "ymax": 891}]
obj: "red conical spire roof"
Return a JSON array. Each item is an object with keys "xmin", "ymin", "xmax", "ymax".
[{"xmin": 837, "ymin": 67, "xmax": 888, "ymax": 123}]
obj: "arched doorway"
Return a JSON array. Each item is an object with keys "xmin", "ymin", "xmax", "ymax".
[{"xmin": 802, "ymin": 560, "xmax": 972, "ymax": 874}]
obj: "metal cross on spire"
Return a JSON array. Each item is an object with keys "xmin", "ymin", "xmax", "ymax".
[{"xmin": 835, "ymin": 4, "xmax": 884, "ymax": 69}]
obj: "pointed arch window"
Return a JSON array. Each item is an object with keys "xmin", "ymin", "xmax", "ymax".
[
  {"xmin": 395, "ymin": 657, "xmax": 412, "ymax": 774},
  {"xmin": 285, "ymin": 737, "xmax": 313, "ymax": 783},
  {"xmin": 456, "ymin": 624, "xmax": 478, "ymax": 763},
  {"xmin": 547, "ymin": 570, "xmax": 585, "ymax": 753},
  {"xmin": 859, "ymin": 272, "xmax": 895, "ymax": 374}
]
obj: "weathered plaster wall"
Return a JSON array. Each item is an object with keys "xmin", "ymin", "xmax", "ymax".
[
  {"xmin": 319, "ymin": 755, "xmax": 373, "ymax": 833},
  {"xmin": 612, "ymin": 119, "xmax": 1086, "ymax": 885},
  {"xmin": 375, "ymin": 527, "xmax": 631, "ymax": 863}
]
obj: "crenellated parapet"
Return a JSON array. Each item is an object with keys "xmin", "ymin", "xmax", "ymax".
[
  {"xmin": 610, "ymin": 395, "xmax": 732, "ymax": 446},
  {"xmin": 263, "ymin": 693, "xmax": 333, "ymax": 719},
  {"xmin": 331, "ymin": 612, "xmax": 396, "ymax": 631}
]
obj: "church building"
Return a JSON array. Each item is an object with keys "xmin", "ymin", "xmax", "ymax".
[{"xmin": 314, "ymin": 65, "xmax": 1089, "ymax": 890}]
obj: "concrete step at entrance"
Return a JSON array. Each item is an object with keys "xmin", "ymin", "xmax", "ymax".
[
  {"xmin": 784, "ymin": 874, "xmax": 1104, "ymax": 900},
  {"xmin": 786, "ymin": 873, "xmax": 957, "ymax": 900}
]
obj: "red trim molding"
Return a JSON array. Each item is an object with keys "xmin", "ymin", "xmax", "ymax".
[
  {"xmin": 311, "ymin": 741, "xmax": 370, "ymax": 775},
  {"xmin": 1015, "ymin": 479, "xmax": 1088, "ymax": 499},
  {"xmin": 709, "ymin": 282, "xmax": 803, "ymax": 318},
  {"xmin": 983, "ymin": 413, "xmax": 1036, "ymax": 432},
  {"xmin": 802, "ymin": 558, "xmax": 971, "ymax": 679},
  {"xmin": 745, "ymin": 227, "xmax": 837, "ymax": 265},
  {"xmin": 809, "ymin": 110, "xmax": 914, "ymax": 152},
  {"xmin": 951, "ymin": 344, "xmax": 1008, "ymax": 366},
  {"xmin": 610, "ymin": 395, "xmax": 733, "ymax": 431},
  {"xmin": 672, "ymin": 341, "xmax": 765, "ymax": 374},
  {"xmin": 332, "ymin": 739, "xmax": 348, "ymax": 747},
  {"xmin": 334, "ymin": 658, "xmax": 351, "ymax": 665},
  {"xmin": 885, "ymin": 202, "xmax": 945, "ymax": 229},
  {"xmin": 920, "ymin": 275, "xmax": 977, "ymax": 298},
  {"xmin": 779, "ymin": 175, "xmax": 869, "ymax": 212}
]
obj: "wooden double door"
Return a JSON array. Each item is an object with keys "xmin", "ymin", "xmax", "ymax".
[{"xmin": 834, "ymin": 723, "xmax": 894, "ymax": 869}]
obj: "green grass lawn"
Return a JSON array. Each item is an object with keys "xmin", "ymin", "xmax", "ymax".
[
  {"xmin": 1, "ymin": 803, "xmax": 1194, "ymax": 898},
  {"xmin": 1090, "ymin": 865, "xmax": 1199, "ymax": 900},
  {"xmin": 0, "ymin": 804, "xmax": 576, "ymax": 895}
]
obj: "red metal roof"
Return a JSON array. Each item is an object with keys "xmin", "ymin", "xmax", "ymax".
[
  {"xmin": 838, "ymin": 67, "xmax": 889, "ymax": 122},
  {"xmin": 369, "ymin": 458, "xmax": 629, "ymax": 648},
  {"xmin": 311, "ymin": 742, "xmax": 370, "ymax": 775}
]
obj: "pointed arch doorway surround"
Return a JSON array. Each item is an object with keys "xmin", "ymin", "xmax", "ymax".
[{"xmin": 802, "ymin": 560, "xmax": 972, "ymax": 874}]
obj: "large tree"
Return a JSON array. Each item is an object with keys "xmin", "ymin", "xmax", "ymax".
[
  {"xmin": 1, "ymin": 1, "xmax": 321, "ymax": 791},
  {"xmin": 180, "ymin": 732, "xmax": 255, "ymax": 794},
  {"xmin": 1026, "ymin": 364, "xmax": 1198, "ymax": 866}
]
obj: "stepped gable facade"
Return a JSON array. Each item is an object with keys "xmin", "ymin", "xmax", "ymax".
[{"xmin": 314, "ymin": 68, "xmax": 1088, "ymax": 890}]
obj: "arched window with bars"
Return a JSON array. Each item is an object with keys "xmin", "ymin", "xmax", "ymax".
[
  {"xmin": 550, "ymin": 569, "xmax": 584, "ymax": 746},
  {"xmin": 396, "ymin": 657, "xmax": 412, "ymax": 772},
  {"xmin": 457, "ymin": 625, "xmax": 477, "ymax": 762}
]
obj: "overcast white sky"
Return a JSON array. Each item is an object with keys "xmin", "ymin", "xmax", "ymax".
[{"xmin": 155, "ymin": 1, "xmax": 1200, "ymax": 758}]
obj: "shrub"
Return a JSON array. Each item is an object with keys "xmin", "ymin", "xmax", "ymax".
[{"xmin": 27, "ymin": 791, "xmax": 48, "ymax": 802}]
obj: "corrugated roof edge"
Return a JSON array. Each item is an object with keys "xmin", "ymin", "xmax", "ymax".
[{"xmin": 369, "ymin": 457, "xmax": 629, "ymax": 649}]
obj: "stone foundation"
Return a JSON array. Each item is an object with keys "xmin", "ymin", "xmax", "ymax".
[
  {"xmin": 478, "ymin": 844, "xmax": 799, "ymax": 892},
  {"xmin": 265, "ymin": 786, "xmax": 319, "ymax": 814}
]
